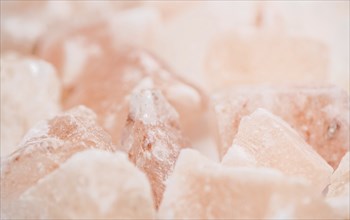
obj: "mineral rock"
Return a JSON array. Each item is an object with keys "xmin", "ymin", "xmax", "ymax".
[
  {"xmin": 205, "ymin": 31, "xmax": 328, "ymax": 90},
  {"xmin": 0, "ymin": 106, "xmax": 115, "ymax": 209},
  {"xmin": 212, "ymin": 85, "xmax": 349, "ymax": 168},
  {"xmin": 222, "ymin": 108, "xmax": 333, "ymax": 192},
  {"xmin": 36, "ymin": 17, "xmax": 207, "ymax": 145},
  {"xmin": 1, "ymin": 53, "xmax": 61, "ymax": 157},
  {"xmin": 159, "ymin": 149, "xmax": 337, "ymax": 219},
  {"xmin": 122, "ymin": 89, "xmax": 187, "ymax": 208},
  {"xmin": 9, "ymin": 150, "xmax": 155, "ymax": 219}
]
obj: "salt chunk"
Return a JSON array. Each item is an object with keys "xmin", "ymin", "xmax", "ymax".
[
  {"xmin": 205, "ymin": 31, "xmax": 328, "ymax": 90},
  {"xmin": 122, "ymin": 89, "xmax": 187, "ymax": 208},
  {"xmin": 8, "ymin": 150, "xmax": 155, "ymax": 219},
  {"xmin": 159, "ymin": 149, "xmax": 337, "ymax": 219},
  {"xmin": 0, "ymin": 106, "xmax": 115, "ymax": 213},
  {"xmin": 212, "ymin": 85, "xmax": 349, "ymax": 168},
  {"xmin": 1, "ymin": 53, "xmax": 61, "ymax": 157},
  {"xmin": 223, "ymin": 108, "xmax": 333, "ymax": 192},
  {"xmin": 36, "ymin": 14, "xmax": 207, "ymax": 145}
]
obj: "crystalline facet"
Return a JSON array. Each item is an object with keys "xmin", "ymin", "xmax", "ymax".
[
  {"xmin": 159, "ymin": 149, "xmax": 337, "ymax": 219},
  {"xmin": 8, "ymin": 150, "xmax": 155, "ymax": 219},
  {"xmin": 1, "ymin": 53, "xmax": 61, "ymax": 157},
  {"xmin": 122, "ymin": 89, "xmax": 187, "ymax": 208},
  {"xmin": 222, "ymin": 108, "xmax": 333, "ymax": 192},
  {"xmin": 212, "ymin": 86, "xmax": 349, "ymax": 168},
  {"xmin": 0, "ymin": 106, "xmax": 115, "ymax": 211}
]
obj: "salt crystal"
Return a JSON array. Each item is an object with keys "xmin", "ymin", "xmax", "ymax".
[
  {"xmin": 222, "ymin": 108, "xmax": 333, "ymax": 192},
  {"xmin": 122, "ymin": 89, "xmax": 187, "ymax": 208},
  {"xmin": 36, "ymin": 16, "xmax": 206, "ymax": 145},
  {"xmin": 205, "ymin": 31, "xmax": 328, "ymax": 90},
  {"xmin": 212, "ymin": 85, "xmax": 349, "ymax": 168},
  {"xmin": 0, "ymin": 106, "xmax": 115, "ymax": 213},
  {"xmin": 7, "ymin": 150, "xmax": 155, "ymax": 219},
  {"xmin": 1, "ymin": 53, "xmax": 61, "ymax": 157},
  {"xmin": 159, "ymin": 149, "xmax": 337, "ymax": 219}
]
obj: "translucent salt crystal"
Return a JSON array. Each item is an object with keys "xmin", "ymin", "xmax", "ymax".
[
  {"xmin": 8, "ymin": 150, "xmax": 155, "ymax": 219},
  {"xmin": 0, "ymin": 106, "xmax": 115, "ymax": 212},
  {"xmin": 122, "ymin": 89, "xmax": 187, "ymax": 208},
  {"xmin": 326, "ymin": 152, "xmax": 350, "ymax": 219},
  {"xmin": 159, "ymin": 149, "xmax": 337, "ymax": 219},
  {"xmin": 36, "ymin": 16, "xmax": 206, "ymax": 145},
  {"xmin": 205, "ymin": 31, "xmax": 329, "ymax": 91},
  {"xmin": 212, "ymin": 85, "xmax": 349, "ymax": 168},
  {"xmin": 1, "ymin": 53, "xmax": 61, "ymax": 157},
  {"xmin": 222, "ymin": 108, "xmax": 333, "ymax": 192}
]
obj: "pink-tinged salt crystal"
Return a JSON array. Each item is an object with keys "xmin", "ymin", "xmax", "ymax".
[
  {"xmin": 222, "ymin": 108, "xmax": 333, "ymax": 192},
  {"xmin": 205, "ymin": 31, "xmax": 329, "ymax": 90},
  {"xmin": 0, "ymin": 106, "xmax": 115, "ymax": 213},
  {"xmin": 122, "ymin": 89, "xmax": 187, "ymax": 208},
  {"xmin": 159, "ymin": 149, "xmax": 337, "ymax": 219},
  {"xmin": 8, "ymin": 150, "xmax": 155, "ymax": 219},
  {"xmin": 1, "ymin": 53, "xmax": 61, "ymax": 157},
  {"xmin": 326, "ymin": 152, "xmax": 350, "ymax": 219},
  {"xmin": 212, "ymin": 85, "xmax": 349, "ymax": 168},
  {"xmin": 36, "ymin": 18, "xmax": 207, "ymax": 145}
]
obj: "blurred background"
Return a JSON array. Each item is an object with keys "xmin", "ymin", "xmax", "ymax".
[{"xmin": 1, "ymin": 0, "xmax": 349, "ymax": 93}]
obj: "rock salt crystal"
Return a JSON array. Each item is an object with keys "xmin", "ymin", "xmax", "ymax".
[
  {"xmin": 1, "ymin": 53, "xmax": 61, "ymax": 157},
  {"xmin": 36, "ymin": 16, "xmax": 207, "ymax": 145},
  {"xmin": 159, "ymin": 149, "xmax": 337, "ymax": 219},
  {"xmin": 122, "ymin": 89, "xmax": 187, "ymax": 208},
  {"xmin": 205, "ymin": 31, "xmax": 329, "ymax": 91},
  {"xmin": 0, "ymin": 106, "xmax": 115, "ymax": 214},
  {"xmin": 222, "ymin": 108, "xmax": 333, "ymax": 192},
  {"xmin": 8, "ymin": 150, "xmax": 155, "ymax": 219},
  {"xmin": 327, "ymin": 152, "xmax": 350, "ymax": 219},
  {"xmin": 212, "ymin": 85, "xmax": 349, "ymax": 168}
]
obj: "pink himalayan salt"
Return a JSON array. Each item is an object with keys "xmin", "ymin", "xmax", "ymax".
[
  {"xmin": 122, "ymin": 89, "xmax": 187, "ymax": 208},
  {"xmin": 0, "ymin": 106, "xmax": 115, "ymax": 212},
  {"xmin": 36, "ymin": 19, "xmax": 207, "ymax": 145},
  {"xmin": 9, "ymin": 150, "xmax": 155, "ymax": 219},
  {"xmin": 159, "ymin": 149, "xmax": 337, "ymax": 219},
  {"xmin": 1, "ymin": 53, "xmax": 61, "ymax": 157},
  {"xmin": 326, "ymin": 152, "xmax": 350, "ymax": 219},
  {"xmin": 212, "ymin": 85, "xmax": 349, "ymax": 168},
  {"xmin": 205, "ymin": 31, "xmax": 328, "ymax": 91},
  {"xmin": 222, "ymin": 108, "xmax": 333, "ymax": 193}
]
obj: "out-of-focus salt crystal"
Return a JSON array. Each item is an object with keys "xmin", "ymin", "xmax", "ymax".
[
  {"xmin": 36, "ymin": 8, "xmax": 161, "ymax": 88},
  {"xmin": 205, "ymin": 31, "xmax": 328, "ymax": 91},
  {"xmin": 0, "ymin": 106, "xmax": 115, "ymax": 213},
  {"xmin": 0, "ymin": 53, "xmax": 61, "ymax": 157},
  {"xmin": 212, "ymin": 86, "xmax": 349, "ymax": 168},
  {"xmin": 122, "ymin": 89, "xmax": 187, "ymax": 208},
  {"xmin": 222, "ymin": 108, "xmax": 333, "ymax": 192},
  {"xmin": 146, "ymin": 2, "xmax": 257, "ymax": 89},
  {"xmin": 326, "ymin": 152, "xmax": 350, "ymax": 219},
  {"xmin": 8, "ymin": 150, "xmax": 155, "ymax": 219},
  {"xmin": 142, "ymin": 1, "xmax": 199, "ymax": 21},
  {"xmin": 159, "ymin": 149, "xmax": 337, "ymax": 219}
]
